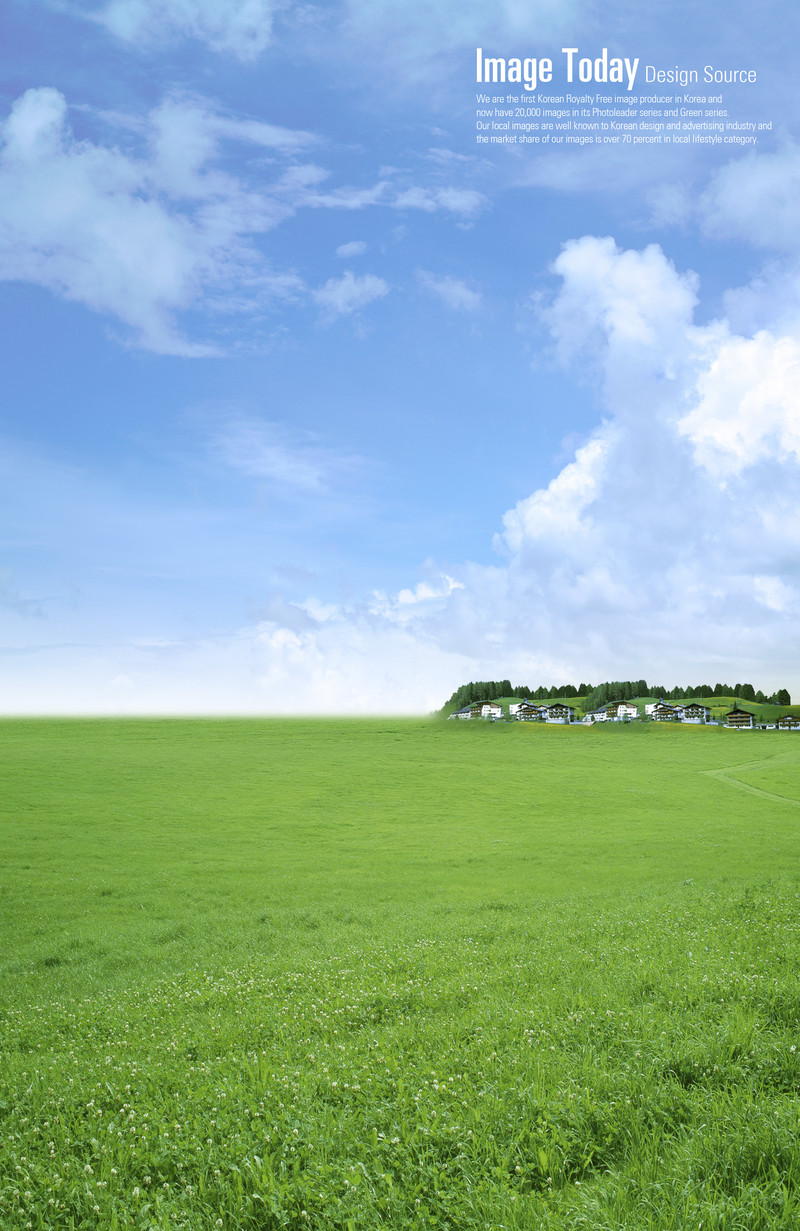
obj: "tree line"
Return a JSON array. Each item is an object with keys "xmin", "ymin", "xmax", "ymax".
[
  {"xmin": 442, "ymin": 678, "xmax": 791, "ymax": 712},
  {"xmin": 584, "ymin": 680, "xmax": 791, "ymax": 709},
  {"xmin": 442, "ymin": 680, "xmax": 590, "ymax": 712}
]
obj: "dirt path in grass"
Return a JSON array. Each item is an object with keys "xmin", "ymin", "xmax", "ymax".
[{"xmin": 703, "ymin": 748, "xmax": 800, "ymax": 807}]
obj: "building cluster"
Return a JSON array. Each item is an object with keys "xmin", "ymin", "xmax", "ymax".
[
  {"xmin": 448, "ymin": 697, "xmax": 800, "ymax": 730},
  {"xmin": 450, "ymin": 699, "xmax": 576, "ymax": 723}
]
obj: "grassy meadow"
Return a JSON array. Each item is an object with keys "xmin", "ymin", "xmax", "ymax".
[{"xmin": 1, "ymin": 717, "xmax": 800, "ymax": 1229}]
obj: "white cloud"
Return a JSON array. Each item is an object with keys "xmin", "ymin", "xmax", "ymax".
[
  {"xmin": 392, "ymin": 186, "xmax": 487, "ymax": 218},
  {"xmin": 147, "ymin": 95, "xmax": 315, "ymax": 201},
  {"xmin": 0, "ymin": 88, "xmax": 314, "ymax": 354},
  {"xmin": 700, "ymin": 144, "xmax": 800, "ymax": 250},
  {"xmin": 0, "ymin": 88, "xmax": 484, "ymax": 350},
  {"xmin": 416, "ymin": 270, "xmax": 481, "ymax": 312},
  {"xmin": 753, "ymin": 575, "xmax": 797, "ymax": 614},
  {"xmin": 83, "ymin": 0, "xmax": 276, "ymax": 60},
  {"xmin": 313, "ymin": 270, "xmax": 389, "ymax": 319},
  {"xmin": 647, "ymin": 182, "xmax": 693, "ymax": 228},
  {"xmin": 210, "ymin": 417, "xmax": 362, "ymax": 492},
  {"xmin": 498, "ymin": 435, "xmax": 610, "ymax": 554},
  {"xmin": 340, "ymin": 0, "xmax": 584, "ymax": 89},
  {"xmin": 396, "ymin": 575, "xmax": 464, "ymax": 605},
  {"xmin": 678, "ymin": 331, "xmax": 800, "ymax": 478},
  {"xmin": 426, "ymin": 147, "xmax": 478, "ymax": 166},
  {"xmin": 543, "ymin": 235, "xmax": 699, "ymax": 384},
  {"xmin": 287, "ymin": 177, "xmax": 486, "ymax": 219},
  {"xmin": 368, "ymin": 574, "xmax": 465, "ymax": 623},
  {"xmin": 62, "ymin": 0, "xmax": 584, "ymax": 76},
  {"xmin": 693, "ymin": 145, "xmax": 800, "ymax": 340},
  {"xmin": 301, "ymin": 179, "xmax": 390, "ymax": 210},
  {"xmin": 335, "ymin": 240, "xmax": 367, "ymax": 257}
]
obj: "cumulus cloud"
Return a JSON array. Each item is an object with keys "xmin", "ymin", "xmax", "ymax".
[
  {"xmin": 312, "ymin": 270, "xmax": 389, "ymax": 319},
  {"xmin": 236, "ymin": 235, "xmax": 800, "ymax": 704},
  {"xmin": 678, "ymin": 331, "xmax": 800, "ymax": 478},
  {"xmin": 498, "ymin": 435, "xmax": 610, "ymax": 555},
  {"xmin": 80, "ymin": 0, "xmax": 276, "ymax": 60},
  {"xmin": 416, "ymin": 270, "xmax": 481, "ymax": 312},
  {"xmin": 543, "ymin": 235, "xmax": 699, "ymax": 383},
  {"xmin": 484, "ymin": 237, "xmax": 799, "ymax": 682}
]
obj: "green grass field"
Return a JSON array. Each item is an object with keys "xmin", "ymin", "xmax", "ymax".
[{"xmin": 2, "ymin": 718, "xmax": 800, "ymax": 1229}]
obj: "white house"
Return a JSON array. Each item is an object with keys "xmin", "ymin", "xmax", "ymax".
[
  {"xmin": 510, "ymin": 701, "xmax": 546, "ymax": 721},
  {"xmin": 450, "ymin": 701, "xmax": 503, "ymax": 720},
  {"xmin": 589, "ymin": 701, "xmax": 638, "ymax": 722},
  {"xmin": 676, "ymin": 702, "xmax": 711, "ymax": 724}
]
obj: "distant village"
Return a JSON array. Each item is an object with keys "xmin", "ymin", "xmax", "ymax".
[{"xmin": 448, "ymin": 697, "xmax": 800, "ymax": 730}]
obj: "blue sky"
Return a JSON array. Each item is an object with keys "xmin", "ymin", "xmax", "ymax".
[{"xmin": 1, "ymin": 0, "xmax": 798, "ymax": 712}]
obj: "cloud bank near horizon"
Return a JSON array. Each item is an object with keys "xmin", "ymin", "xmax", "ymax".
[
  {"xmin": 235, "ymin": 236, "xmax": 797, "ymax": 711},
  {"xmin": 4, "ymin": 229, "xmax": 797, "ymax": 714}
]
